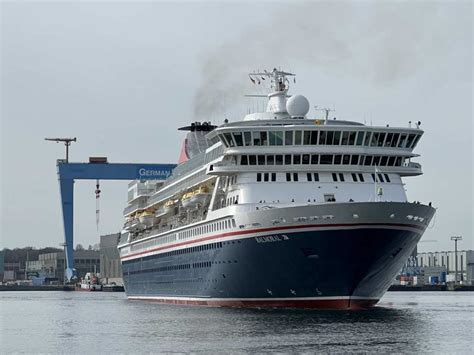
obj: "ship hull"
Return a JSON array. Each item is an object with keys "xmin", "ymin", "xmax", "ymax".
[{"xmin": 121, "ymin": 223, "xmax": 425, "ymax": 309}]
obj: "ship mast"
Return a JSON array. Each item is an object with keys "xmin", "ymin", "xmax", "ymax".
[{"xmin": 248, "ymin": 68, "xmax": 295, "ymax": 114}]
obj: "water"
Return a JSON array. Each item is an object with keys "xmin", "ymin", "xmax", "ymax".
[{"xmin": 1, "ymin": 291, "xmax": 472, "ymax": 353}]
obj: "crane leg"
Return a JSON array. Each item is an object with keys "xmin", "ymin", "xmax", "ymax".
[{"xmin": 59, "ymin": 177, "xmax": 77, "ymax": 282}]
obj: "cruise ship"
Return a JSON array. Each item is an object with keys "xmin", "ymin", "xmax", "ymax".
[{"xmin": 118, "ymin": 69, "xmax": 435, "ymax": 309}]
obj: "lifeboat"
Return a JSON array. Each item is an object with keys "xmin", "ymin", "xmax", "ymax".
[
  {"xmin": 155, "ymin": 200, "xmax": 175, "ymax": 217},
  {"xmin": 139, "ymin": 210, "xmax": 156, "ymax": 227},
  {"xmin": 190, "ymin": 186, "xmax": 210, "ymax": 205},
  {"xmin": 181, "ymin": 191, "xmax": 195, "ymax": 208}
]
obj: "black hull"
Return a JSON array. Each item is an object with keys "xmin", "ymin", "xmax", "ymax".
[{"xmin": 121, "ymin": 225, "xmax": 422, "ymax": 309}]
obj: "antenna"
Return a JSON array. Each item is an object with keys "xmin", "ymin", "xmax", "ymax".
[
  {"xmin": 45, "ymin": 137, "xmax": 77, "ymax": 162},
  {"xmin": 314, "ymin": 106, "xmax": 335, "ymax": 123}
]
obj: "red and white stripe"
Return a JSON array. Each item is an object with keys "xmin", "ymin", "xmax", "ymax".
[{"xmin": 121, "ymin": 222, "xmax": 424, "ymax": 262}]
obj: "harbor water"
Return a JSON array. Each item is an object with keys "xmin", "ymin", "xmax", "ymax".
[{"xmin": 0, "ymin": 291, "xmax": 472, "ymax": 353}]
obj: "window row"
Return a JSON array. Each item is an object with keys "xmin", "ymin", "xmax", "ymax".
[
  {"xmin": 179, "ymin": 218, "xmax": 237, "ymax": 240},
  {"xmin": 220, "ymin": 130, "xmax": 420, "ymax": 149},
  {"xmin": 254, "ymin": 172, "xmax": 391, "ymax": 183},
  {"xmin": 240, "ymin": 154, "xmax": 409, "ymax": 167},
  {"xmin": 124, "ymin": 242, "xmax": 225, "ymax": 266}
]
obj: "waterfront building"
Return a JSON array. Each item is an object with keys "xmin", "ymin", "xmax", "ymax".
[
  {"xmin": 417, "ymin": 250, "xmax": 473, "ymax": 284},
  {"xmin": 39, "ymin": 250, "xmax": 100, "ymax": 282},
  {"xmin": 99, "ymin": 233, "xmax": 123, "ymax": 284}
]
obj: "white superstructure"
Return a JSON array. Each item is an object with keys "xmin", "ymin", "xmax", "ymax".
[{"xmin": 119, "ymin": 68, "xmax": 426, "ymax": 263}]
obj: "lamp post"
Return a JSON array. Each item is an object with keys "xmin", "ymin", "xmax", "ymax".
[{"xmin": 450, "ymin": 236, "xmax": 462, "ymax": 284}]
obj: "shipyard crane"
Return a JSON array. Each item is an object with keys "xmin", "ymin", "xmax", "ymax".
[
  {"xmin": 45, "ymin": 137, "xmax": 77, "ymax": 162},
  {"xmin": 48, "ymin": 139, "xmax": 176, "ymax": 282}
]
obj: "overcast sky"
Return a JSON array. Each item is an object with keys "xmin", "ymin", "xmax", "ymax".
[{"xmin": 1, "ymin": 1, "xmax": 472, "ymax": 252}]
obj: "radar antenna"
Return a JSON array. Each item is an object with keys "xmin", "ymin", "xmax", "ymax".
[
  {"xmin": 249, "ymin": 68, "xmax": 295, "ymax": 94},
  {"xmin": 44, "ymin": 137, "xmax": 77, "ymax": 162}
]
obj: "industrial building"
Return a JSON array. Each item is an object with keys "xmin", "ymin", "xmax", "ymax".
[
  {"xmin": 38, "ymin": 250, "xmax": 100, "ymax": 282},
  {"xmin": 99, "ymin": 233, "xmax": 123, "ymax": 285},
  {"xmin": 416, "ymin": 250, "xmax": 474, "ymax": 284}
]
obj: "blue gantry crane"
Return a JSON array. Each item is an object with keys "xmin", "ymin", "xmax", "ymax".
[{"xmin": 48, "ymin": 138, "xmax": 176, "ymax": 282}]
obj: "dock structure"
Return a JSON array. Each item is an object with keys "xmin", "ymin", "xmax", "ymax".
[{"xmin": 56, "ymin": 160, "xmax": 176, "ymax": 282}]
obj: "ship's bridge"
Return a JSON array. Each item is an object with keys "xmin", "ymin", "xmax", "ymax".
[{"xmin": 206, "ymin": 119, "xmax": 423, "ymax": 177}]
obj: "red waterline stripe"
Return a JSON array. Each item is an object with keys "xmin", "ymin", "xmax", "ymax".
[
  {"xmin": 121, "ymin": 222, "xmax": 424, "ymax": 261},
  {"xmin": 128, "ymin": 297, "xmax": 379, "ymax": 310}
]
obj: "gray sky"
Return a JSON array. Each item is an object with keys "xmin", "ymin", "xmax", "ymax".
[{"xmin": 1, "ymin": 1, "xmax": 472, "ymax": 253}]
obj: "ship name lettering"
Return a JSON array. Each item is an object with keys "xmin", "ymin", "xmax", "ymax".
[{"xmin": 255, "ymin": 235, "xmax": 283, "ymax": 243}]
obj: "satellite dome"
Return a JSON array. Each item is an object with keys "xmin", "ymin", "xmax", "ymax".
[{"xmin": 286, "ymin": 95, "xmax": 310, "ymax": 118}]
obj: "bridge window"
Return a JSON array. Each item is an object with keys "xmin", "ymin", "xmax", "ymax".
[
  {"xmin": 341, "ymin": 131, "xmax": 350, "ymax": 145},
  {"xmin": 285, "ymin": 155, "xmax": 292, "ymax": 164},
  {"xmin": 293, "ymin": 155, "xmax": 301, "ymax": 164},
  {"xmin": 269, "ymin": 131, "xmax": 283, "ymax": 145},
  {"xmin": 267, "ymin": 155, "xmax": 274, "ymax": 165},
  {"xmin": 319, "ymin": 131, "xmax": 327, "ymax": 145},
  {"xmin": 233, "ymin": 132, "xmax": 243, "ymax": 146},
  {"xmin": 285, "ymin": 131, "xmax": 293, "ymax": 145},
  {"xmin": 377, "ymin": 133, "xmax": 386, "ymax": 146},
  {"xmin": 244, "ymin": 132, "xmax": 252, "ymax": 146},
  {"xmin": 370, "ymin": 132, "xmax": 379, "ymax": 146},
  {"xmin": 348, "ymin": 132, "xmax": 357, "ymax": 145},
  {"xmin": 224, "ymin": 133, "xmax": 235, "ymax": 147},
  {"xmin": 391, "ymin": 133, "xmax": 400, "ymax": 147},
  {"xmin": 241, "ymin": 155, "xmax": 248, "ymax": 165},
  {"xmin": 384, "ymin": 133, "xmax": 393, "ymax": 147},
  {"xmin": 395, "ymin": 157, "xmax": 402, "ymax": 166},
  {"xmin": 295, "ymin": 131, "xmax": 302, "ymax": 145},
  {"xmin": 406, "ymin": 134, "xmax": 417, "ymax": 148},
  {"xmin": 351, "ymin": 155, "xmax": 359, "ymax": 165},
  {"xmin": 326, "ymin": 131, "xmax": 334, "ymax": 145},
  {"xmin": 356, "ymin": 131, "xmax": 365, "ymax": 145},
  {"xmin": 333, "ymin": 131, "xmax": 341, "ymax": 145},
  {"xmin": 373, "ymin": 156, "xmax": 381, "ymax": 166},
  {"xmin": 275, "ymin": 155, "xmax": 283, "ymax": 165},
  {"xmin": 311, "ymin": 154, "xmax": 319, "ymax": 164},
  {"xmin": 342, "ymin": 155, "xmax": 350, "ymax": 165},
  {"xmin": 249, "ymin": 155, "xmax": 256, "ymax": 165},
  {"xmin": 258, "ymin": 155, "xmax": 265, "ymax": 165},
  {"xmin": 398, "ymin": 134, "xmax": 407, "ymax": 148},
  {"xmin": 388, "ymin": 156, "xmax": 396, "ymax": 166},
  {"xmin": 364, "ymin": 132, "xmax": 372, "ymax": 146},
  {"xmin": 334, "ymin": 155, "xmax": 342, "ymax": 165},
  {"xmin": 380, "ymin": 156, "xmax": 388, "ymax": 166},
  {"xmin": 303, "ymin": 131, "xmax": 311, "ymax": 145}
]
